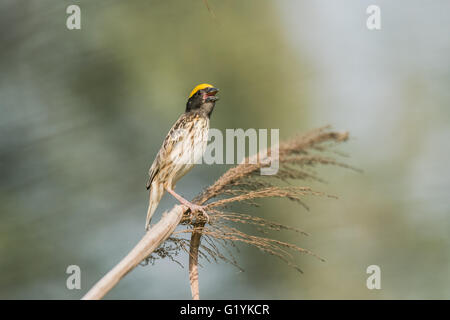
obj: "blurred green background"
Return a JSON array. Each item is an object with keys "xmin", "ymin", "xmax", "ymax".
[{"xmin": 1, "ymin": 0, "xmax": 449, "ymax": 299}]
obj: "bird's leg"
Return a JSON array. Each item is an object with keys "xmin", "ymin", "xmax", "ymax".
[{"xmin": 165, "ymin": 186, "xmax": 210, "ymax": 223}]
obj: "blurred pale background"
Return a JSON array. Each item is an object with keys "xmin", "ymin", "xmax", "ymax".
[{"xmin": 1, "ymin": 0, "xmax": 449, "ymax": 299}]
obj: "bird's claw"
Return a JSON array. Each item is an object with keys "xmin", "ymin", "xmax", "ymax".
[{"xmin": 187, "ymin": 204, "xmax": 210, "ymax": 223}]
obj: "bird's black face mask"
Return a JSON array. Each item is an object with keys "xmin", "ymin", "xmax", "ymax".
[{"xmin": 186, "ymin": 86, "xmax": 219, "ymax": 117}]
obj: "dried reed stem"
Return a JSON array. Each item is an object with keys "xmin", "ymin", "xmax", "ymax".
[{"xmin": 82, "ymin": 205, "xmax": 186, "ymax": 300}]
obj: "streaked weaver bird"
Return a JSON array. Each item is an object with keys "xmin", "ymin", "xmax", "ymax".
[{"xmin": 145, "ymin": 83, "xmax": 219, "ymax": 230}]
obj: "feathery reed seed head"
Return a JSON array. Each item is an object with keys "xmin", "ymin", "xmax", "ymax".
[{"xmin": 146, "ymin": 127, "xmax": 356, "ymax": 273}]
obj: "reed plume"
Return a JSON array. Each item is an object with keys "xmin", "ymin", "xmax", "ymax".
[
  {"xmin": 144, "ymin": 126, "xmax": 357, "ymax": 298},
  {"xmin": 83, "ymin": 126, "xmax": 356, "ymax": 300}
]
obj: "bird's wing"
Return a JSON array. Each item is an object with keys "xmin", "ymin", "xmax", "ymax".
[
  {"xmin": 146, "ymin": 113, "xmax": 196, "ymax": 189},
  {"xmin": 146, "ymin": 157, "xmax": 160, "ymax": 190}
]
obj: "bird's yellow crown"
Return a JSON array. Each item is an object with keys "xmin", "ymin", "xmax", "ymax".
[{"xmin": 189, "ymin": 83, "xmax": 215, "ymax": 98}]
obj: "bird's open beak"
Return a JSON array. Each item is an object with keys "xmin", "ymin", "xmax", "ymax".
[
  {"xmin": 206, "ymin": 87, "xmax": 219, "ymax": 96},
  {"xmin": 205, "ymin": 87, "xmax": 219, "ymax": 102}
]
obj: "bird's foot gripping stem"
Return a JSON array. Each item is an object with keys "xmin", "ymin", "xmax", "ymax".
[{"xmin": 166, "ymin": 187, "xmax": 210, "ymax": 223}]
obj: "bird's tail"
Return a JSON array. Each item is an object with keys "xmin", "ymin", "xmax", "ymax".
[{"xmin": 145, "ymin": 183, "xmax": 164, "ymax": 231}]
